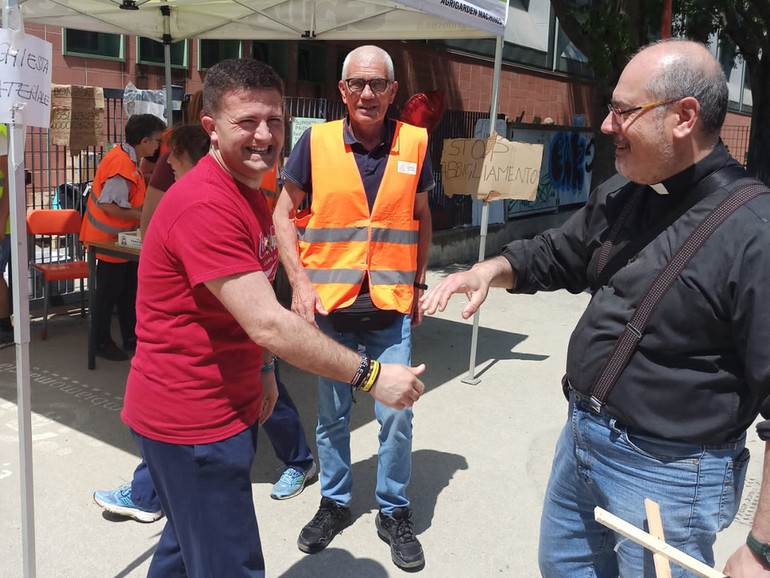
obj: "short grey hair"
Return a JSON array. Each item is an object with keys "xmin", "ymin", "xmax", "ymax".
[
  {"xmin": 642, "ymin": 39, "xmax": 728, "ymax": 136},
  {"xmin": 341, "ymin": 45, "xmax": 394, "ymax": 82}
]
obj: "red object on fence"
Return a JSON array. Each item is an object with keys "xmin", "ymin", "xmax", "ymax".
[{"xmin": 401, "ymin": 90, "xmax": 446, "ymax": 134}]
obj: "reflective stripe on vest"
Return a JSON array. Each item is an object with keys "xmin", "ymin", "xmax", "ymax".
[
  {"xmin": 80, "ymin": 145, "xmax": 145, "ymax": 263},
  {"xmin": 300, "ymin": 119, "xmax": 427, "ymax": 314}
]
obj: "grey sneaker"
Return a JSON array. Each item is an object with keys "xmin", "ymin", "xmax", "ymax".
[
  {"xmin": 93, "ymin": 485, "xmax": 163, "ymax": 523},
  {"xmin": 271, "ymin": 461, "xmax": 318, "ymax": 500},
  {"xmin": 376, "ymin": 507, "xmax": 424, "ymax": 570},
  {"xmin": 297, "ymin": 497, "xmax": 351, "ymax": 553}
]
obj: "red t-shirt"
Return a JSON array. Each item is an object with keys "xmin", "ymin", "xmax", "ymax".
[
  {"xmin": 147, "ymin": 150, "xmax": 176, "ymax": 193},
  {"xmin": 122, "ymin": 155, "xmax": 279, "ymax": 444}
]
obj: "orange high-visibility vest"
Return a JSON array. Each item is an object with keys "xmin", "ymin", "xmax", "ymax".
[
  {"xmin": 80, "ymin": 145, "xmax": 145, "ymax": 263},
  {"xmin": 261, "ymin": 163, "xmax": 279, "ymax": 214},
  {"xmin": 297, "ymin": 119, "xmax": 427, "ymax": 314}
]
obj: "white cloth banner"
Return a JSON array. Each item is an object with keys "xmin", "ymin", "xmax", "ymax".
[
  {"xmin": 397, "ymin": 0, "xmax": 508, "ymax": 36},
  {"xmin": 0, "ymin": 28, "xmax": 52, "ymax": 128}
]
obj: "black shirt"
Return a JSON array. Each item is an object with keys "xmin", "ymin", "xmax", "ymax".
[{"xmin": 502, "ymin": 142, "xmax": 770, "ymax": 444}]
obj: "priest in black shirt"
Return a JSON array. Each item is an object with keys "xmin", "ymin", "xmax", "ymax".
[{"xmin": 421, "ymin": 39, "xmax": 770, "ymax": 578}]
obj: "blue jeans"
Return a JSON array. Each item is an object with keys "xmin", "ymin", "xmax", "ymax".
[
  {"xmin": 315, "ymin": 313, "xmax": 413, "ymax": 514},
  {"xmin": 132, "ymin": 423, "xmax": 265, "ymax": 578},
  {"xmin": 130, "ymin": 362, "xmax": 313, "ymax": 513},
  {"xmin": 539, "ymin": 390, "xmax": 750, "ymax": 578}
]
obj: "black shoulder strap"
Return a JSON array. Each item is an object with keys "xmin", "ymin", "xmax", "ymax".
[
  {"xmin": 588, "ymin": 183, "xmax": 770, "ymax": 411},
  {"xmin": 592, "ymin": 164, "xmax": 750, "ymax": 290}
]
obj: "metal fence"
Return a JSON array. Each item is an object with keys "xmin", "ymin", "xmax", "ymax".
[{"xmin": 721, "ymin": 124, "xmax": 750, "ymax": 167}]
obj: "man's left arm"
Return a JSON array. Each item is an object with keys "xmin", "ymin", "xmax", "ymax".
[
  {"xmin": 723, "ymin": 440, "xmax": 770, "ymax": 576},
  {"xmin": 411, "ymin": 191, "xmax": 432, "ymax": 327}
]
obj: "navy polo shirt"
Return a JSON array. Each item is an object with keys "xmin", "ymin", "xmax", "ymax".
[{"xmin": 282, "ymin": 116, "xmax": 434, "ymax": 212}]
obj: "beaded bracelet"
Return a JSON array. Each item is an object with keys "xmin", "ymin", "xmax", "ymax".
[
  {"xmin": 261, "ymin": 355, "xmax": 277, "ymax": 373},
  {"xmin": 351, "ymin": 353, "xmax": 370, "ymax": 389}
]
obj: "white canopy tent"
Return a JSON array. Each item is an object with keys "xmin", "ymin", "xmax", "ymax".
[{"xmin": 9, "ymin": 1, "xmax": 508, "ymax": 574}]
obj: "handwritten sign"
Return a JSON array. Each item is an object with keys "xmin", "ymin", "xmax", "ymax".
[
  {"xmin": 290, "ymin": 117, "xmax": 325, "ymax": 150},
  {"xmin": 50, "ymin": 85, "xmax": 104, "ymax": 155},
  {"xmin": 440, "ymin": 133, "xmax": 543, "ymax": 201},
  {"xmin": 0, "ymin": 29, "xmax": 53, "ymax": 127}
]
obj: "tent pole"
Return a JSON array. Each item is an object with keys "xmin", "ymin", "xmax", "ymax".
[
  {"xmin": 462, "ymin": 34, "xmax": 503, "ymax": 386},
  {"xmin": 162, "ymin": 4, "xmax": 173, "ymax": 125},
  {"xmin": 3, "ymin": 0, "xmax": 37, "ymax": 574}
]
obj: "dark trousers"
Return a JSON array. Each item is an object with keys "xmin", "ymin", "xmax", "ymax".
[
  {"xmin": 262, "ymin": 363, "xmax": 314, "ymax": 470},
  {"xmin": 94, "ymin": 259, "xmax": 137, "ymax": 348},
  {"xmin": 132, "ymin": 422, "xmax": 265, "ymax": 578},
  {"xmin": 131, "ymin": 362, "xmax": 314, "ymax": 512}
]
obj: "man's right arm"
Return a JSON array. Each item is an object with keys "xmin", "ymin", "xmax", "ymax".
[
  {"xmin": 273, "ymin": 180, "xmax": 327, "ymax": 323},
  {"xmin": 420, "ymin": 255, "xmax": 516, "ymax": 320},
  {"xmin": 204, "ymin": 270, "xmax": 425, "ymax": 409}
]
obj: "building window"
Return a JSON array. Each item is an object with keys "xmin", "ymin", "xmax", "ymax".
[
  {"xmin": 198, "ymin": 39, "xmax": 242, "ymax": 70},
  {"xmin": 137, "ymin": 38, "xmax": 188, "ymax": 69},
  {"xmin": 251, "ymin": 41, "xmax": 289, "ymax": 80},
  {"xmin": 296, "ymin": 42, "xmax": 328, "ymax": 84},
  {"xmin": 63, "ymin": 28, "xmax": 124, "ymax": 61}
]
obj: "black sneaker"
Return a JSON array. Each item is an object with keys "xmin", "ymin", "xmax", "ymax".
[
  {"xmin": 95, "ymin": 341, "xmax": 128, "ymax": 361},
  {"xmin": 376, "ymin": 507, "xmax": 424, "ymax": 570},
  {"xmin": 297, "ymin": 497, "xmax": 351, "ymax": 554}
]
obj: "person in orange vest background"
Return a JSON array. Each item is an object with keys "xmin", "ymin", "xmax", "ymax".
[
  {"xmin": 274, "ymin": 45, "xmax": 433, "ymax": 571},
  {"xmin": 81, "ymin": 113, "xmax": 166, "ymax": 361},
  {"xmin": 0, "ymin": 123, "xmax": 11, "ymax": 345}
]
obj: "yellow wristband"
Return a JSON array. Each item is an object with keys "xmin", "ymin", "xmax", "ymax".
[{"xmin": 361, "ymin": 360, "xmax": 380, "ymax": 392}]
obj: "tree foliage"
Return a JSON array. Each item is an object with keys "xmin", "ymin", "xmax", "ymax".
[{"xmin": 549, "ymin": 0, "xmax": 770, "ymax": 185}]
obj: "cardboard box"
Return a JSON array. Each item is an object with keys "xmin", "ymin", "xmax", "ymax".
[{"xmin": 118, "ymin": 230, "xmax": 142, "ymax": 250}]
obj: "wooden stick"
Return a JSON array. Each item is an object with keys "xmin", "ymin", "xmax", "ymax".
[
  {"xmin": 594, "ymin": 507, "xmax": 726, "ymax": 578},
  {"xmin": 645, "ymin": 498, "xmax": 673, "ymax": 578}
]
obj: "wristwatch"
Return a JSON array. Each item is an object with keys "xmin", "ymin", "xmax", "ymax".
[{"xmin": 746, "ymin": 531, "xmax": 770, "ymax": 567}]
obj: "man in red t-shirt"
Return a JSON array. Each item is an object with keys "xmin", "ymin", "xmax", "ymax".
[{"xmin": 121, "ymin": 59, "xmax": 426, "ymax": 578}]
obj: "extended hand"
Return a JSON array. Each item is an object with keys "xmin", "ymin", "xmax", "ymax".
[
  {"xmin": 370, "ymin": 363, "xmax": 426, "ymax": 409},
  {"xmin": 419, "ymin": 269, "xmax": 491, "ymax": 320}
]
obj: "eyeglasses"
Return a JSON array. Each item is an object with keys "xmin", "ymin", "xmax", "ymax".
[
  {"xmin": 344, "ymin": 77, "xmax": 391, "ymax": 94},
  {"xmin": 606, "ymin": 98, "xmax": 680, "ymax": 122}
]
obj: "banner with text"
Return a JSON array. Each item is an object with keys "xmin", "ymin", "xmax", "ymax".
[
  {"xmin": 50, "ymin": 85, "xmax": 105, "ymax": 155},
  {"xmin": 397, "ymin": 0, "xmax": 508, "ymax": 36},
  {"xmin": 0, "ymin": 29, "xmax": 52, "ymax": 128},
  {"xmin": 441, "ymin": 133, "xmax": 543, "ymax": 201}
]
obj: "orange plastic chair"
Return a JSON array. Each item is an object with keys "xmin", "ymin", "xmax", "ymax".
[{"xmin": 26, "ymin": 209, "xmax": 89, "ymax": 340}]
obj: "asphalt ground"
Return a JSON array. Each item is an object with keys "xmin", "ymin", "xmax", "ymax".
[{"xmin": 0, "ymin": 265, "xmax": 761, "ymax": 577}]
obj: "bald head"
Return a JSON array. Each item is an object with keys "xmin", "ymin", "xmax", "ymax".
[
  {"xmin": 341, "ymin": 45, "xmax": 395, "ymax": 82},
  {"xmin": 631, "ymin": 39, "xmax": 728, "ymax": 137}
]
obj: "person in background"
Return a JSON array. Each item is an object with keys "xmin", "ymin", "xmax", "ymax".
[
  {"xmin": 274, "ymin": 44, "xmax": 433, "ymax": 571},
  {"xmin": 140, "ymin": 91, "xmax": 202, "ymax": 238},
  {"xmin": 94, "ymin": 122, "xmax": 317, "ymax": 523},
  {"xmin": 121, "ymin": 59, "xmax": 424, "ymax": 577},
  {"xmin": 420, "ymin": 39, "xmax": 770, "ymax": 578},
  {"xmin": 80, "ymin": 113, "xmax": 165, "ymax": 361},
  {"xmin": 0, "ymin": 123, "xmax": 11, "ymax": 345}
]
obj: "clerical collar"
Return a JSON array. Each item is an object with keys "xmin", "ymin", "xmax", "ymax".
[
  {"xmin": 650, "ymin": 182, "xmax": 669, "ymax": 195},
  {"xmin": 657, "ymin": 140, "xmax": 732, "ymax": 198}
]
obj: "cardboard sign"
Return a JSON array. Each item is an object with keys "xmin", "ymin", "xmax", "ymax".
[
  {"xmin": 0, "ymin": 29, "xmax": 53, "ymax": 128},
  {"xmin": 50, "ymin": 84, "xmax": 104, "ymax": 155},
  {"xmin": 440, "ymin": 133, "xmax": 543, "ymax": 201}
]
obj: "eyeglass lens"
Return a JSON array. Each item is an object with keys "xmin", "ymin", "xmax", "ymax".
[{"xmin": 346, "ymin": 78, "xmax": 389, "ymax": 94}]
